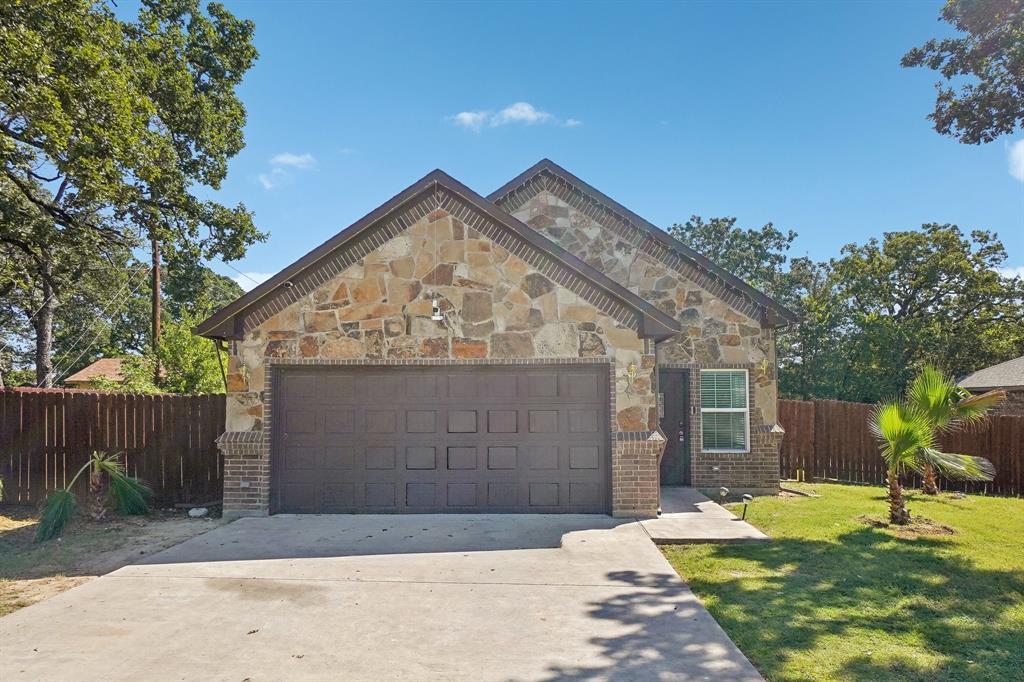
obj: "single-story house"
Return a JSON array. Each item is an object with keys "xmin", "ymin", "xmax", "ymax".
[
  {"xmin": 64, "ymin": 358, "xmax": 127, "ymax": 389},
  {"xmin": 959, "ymin": 355, "xmax": 1024, "ymax": 416},
  {"xmin": 196, "ymin": 160, "xmax": 797, "ymax": 520}
]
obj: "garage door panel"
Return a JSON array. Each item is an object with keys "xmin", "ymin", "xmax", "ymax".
[
  {"xmin": 273, "ymin": 365, "xmax": 609, "ymax": 514},
  {"xmin": 487, "ymin": 446, "xmax": 517, "ymax": 470},
  {"xmin": 365, "ymin": 446, "xmax": 396, "ymax": 470},
  {"xmin": 324, "ymin": 446, "xmax": 354, "ymax": 470},
  {"xmin": 406, "ymin": 482, "xmax": 436, "ymax": 508},
  {"xmin": 364, "ymin": 482, "xmax": 396, "ymax": 507},
  {"xmin": 324, "ymin": 410, "xmax": 355, "ymax": 433},
  {"xmin": 405, "ymin": 446, "xmax": 437, "ymax": 470},
  {"xmin": 486, "ymin": 410, "xmax": 518, "ymax": 433},
  {"xmin": 447, "ymin": 410, "xmax": 477, "ymax": 433},
  {"xmin": 406, "ymin": 410, "xmax": 437, "ymax": 433},
  {"xmin": 528, "ymin": 410, "xmax": 559, "ymax": 433},
  {"xmin": 366, "ymin": 410, "xmax": 397, "ymax": 433},
  {"xmin": 447, "ymin": 447, "xmax": 478, "ymax": 470},
  {"xmin": 446, "ymin": 483, "xmax": 478, "ymax": 507}
]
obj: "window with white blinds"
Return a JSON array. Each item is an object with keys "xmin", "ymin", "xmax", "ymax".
[{"xmin": 700, "ymin": 369, "xmax": 749, "ymax": 452}]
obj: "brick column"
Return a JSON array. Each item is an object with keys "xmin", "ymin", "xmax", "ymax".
[
  {"xmin": 611, "ymin": 431, "xmax": 666, "ymax": 518},
  {"xmin": 217, "ymin": 431, "xmax": 270, "ymax": 519}
]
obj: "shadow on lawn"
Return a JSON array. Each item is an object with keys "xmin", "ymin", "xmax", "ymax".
[{"xmin": 687, "ymin": 527, "xmax": 1024, "ymax": 681}]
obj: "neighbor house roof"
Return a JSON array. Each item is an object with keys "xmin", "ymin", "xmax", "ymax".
[
  {"xmin": 195, "ymin": 169, "xmax": 682, "ymax": 341},
  {"xmin": 488, "ymin": 159, "xmax": 799, "ymax": 327},
  {"xmin": 959, "ymin": 356, "xmax": 1024, "ymax": 391},
  {"xmin": 64, "ymin": 358, "xmax": 125, "ymax": 385}
]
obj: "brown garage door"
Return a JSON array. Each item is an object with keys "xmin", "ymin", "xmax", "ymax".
[{"xmin": 271, "ymin": 365, "xmax": 610, "ymax": 514}]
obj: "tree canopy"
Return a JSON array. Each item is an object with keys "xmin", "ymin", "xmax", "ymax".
[
  {"xmin": 902, "ymin": 0, "xmax": 1024, "ymax": 144},
  {"xmin": 0, "ymin": 0, "xmax": 264, "ymax": 387},
  {"xmin": 674, "ymin": 217, "xmax": 1024, "ymax": 403}
]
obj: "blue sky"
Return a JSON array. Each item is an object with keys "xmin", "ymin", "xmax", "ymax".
[{"xmin": 137, "ymin": 1, "xmax": 1024, "ymax": 287}]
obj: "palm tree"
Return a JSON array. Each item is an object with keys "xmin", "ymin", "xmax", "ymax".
[
  {"xmin": 871, "ymin": 394, "xmax": 997, "ymax": 525},
  {"xmin": 906, "ymin": 365, "xmax": 1005, "ymax": 494},
  {"xmin": 36, "ymin": 451, "xmax": 151, "ymax": 542}
]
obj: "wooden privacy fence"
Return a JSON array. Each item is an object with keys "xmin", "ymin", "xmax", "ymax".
[
  {"xmin": 0, "ymin": 388, "xmax": 226, "ymax": 507},
  {"xmin": 778, "ymin": 399, "xmax": 1023, "ymax": 496}
]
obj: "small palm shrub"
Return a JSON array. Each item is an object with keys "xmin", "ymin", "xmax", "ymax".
[
  {"xmin": 36, "ymin": 451, "xmax": 152, "ymax": 542},
  {"xmin": 870, "ymin": 366, "xmax": 1002, "ymax": 525}
]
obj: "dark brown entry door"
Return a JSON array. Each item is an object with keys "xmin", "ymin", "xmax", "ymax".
[
  {"xmin": 272, "ymin": 365, "xmax": 610, "ymax": 514},
  {"xmin": 658, "ymin": 369, "xmax": 691, "ymax": 485}
]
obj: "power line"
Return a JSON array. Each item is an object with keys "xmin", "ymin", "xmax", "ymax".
[{"xmin": 44, "ymin": 265, "xmax": 151, "ymax": 386}]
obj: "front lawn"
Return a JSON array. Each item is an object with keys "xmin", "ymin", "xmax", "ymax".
[
  {"xmin": 662, "ymin": 484, "xmax": 1024, "ymax": 682},
  {"xmin": 0, "ymin": 507, "xmax": 223, "ymax": 616}
]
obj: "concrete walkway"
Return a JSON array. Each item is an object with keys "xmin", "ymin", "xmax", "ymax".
[
  {"xmin": 640, "ymin": 488, "xmax": 770, "ymax": 544},
  {"xmin": 1, "ymin": 514, "xmax": 762, "ymax": 682}
]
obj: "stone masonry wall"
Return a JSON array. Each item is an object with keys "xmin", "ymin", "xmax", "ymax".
[
  {"xmin": 508, "ymin": 189, "xmax": 781, "ymax": 495},
  {"xmin": 219, "ymin": 207, "xmax": 664, "ymax": 517}
]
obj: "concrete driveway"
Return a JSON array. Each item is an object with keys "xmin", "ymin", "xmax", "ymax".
[{"xmin": 1, "ymin": 515, "xmax": 761, "ymax": 682}]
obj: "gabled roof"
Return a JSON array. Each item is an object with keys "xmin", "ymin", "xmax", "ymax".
[
  {"xmin": 195, "ymin": 169, "xmax": 681, "ymax": 341},
  {"xmin": 489, "ymin": 159, "xmax": 799, "ymax": 326},
  {"xmin": 65, "ymin": 358, "xmax": 125, "ymax": 384},
  {"xmin": 959, "ymin": 356, "xmax": 1024, "ymax": 391}
]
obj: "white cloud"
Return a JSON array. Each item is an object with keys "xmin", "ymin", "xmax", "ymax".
[
  {"xmin": 270, "ymin": 152, "xmax": 316, "ymax": 169},
  {"xmin": 258, "ymin": 151, "xmax": 317, "ymax": 189},
  {"xmin": 231, "ymin": 271, "xmax": 274, "ymax": 292},
  {"xmin": 1009, "ymin": 140, "xmax": 1024, "ymax": 182},
  {"xmin": 257, "ymin": 167, "xmax": 286, "ymax": 190},
  {"xmin": 448, "ymin": 102, "xmax": 580, "ymax": 131},
  {"xmin": 997, "ymin": 265, "xmax": 1024, "ymax": 280},
  {"xmin": 451, "ymin": 111, "xmax": 490, "ymax": 131},
  {"xmin": 493, "ymin": 102, "xmax": 552, "ymax": 126}
]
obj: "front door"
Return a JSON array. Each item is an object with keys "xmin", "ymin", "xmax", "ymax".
[{"xmin": 658, "ymin": 369, "xmax": 691, "ymax": 485}]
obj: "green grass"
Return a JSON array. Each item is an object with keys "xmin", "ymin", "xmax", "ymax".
[{"xmin": 662, "ymin": 484, "xmax": 1024, "ymax": 682}]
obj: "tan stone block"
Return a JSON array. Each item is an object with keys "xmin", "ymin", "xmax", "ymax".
[
  {"xmin": 331, "ymin": 282, "xmax": 349, "ymax": 302},
  {"xmin": 387, "ymin": 336, "xmax": 420, "ymax": 359},
  {"xmin": 337, "ymin": 302, "xmax": 402, "ymax": 322},
  {"xmin": 490, "ymin": 332, "xmax": 534, "ymax": 358},
  {"xmin": 299, "ymin": 335, "xmax": 319, "ymax": 358},
  {"xmin": 366, "ymin": 262, "xmax": 389, "ymax": 275},
  {"xmin": 467, "ymin": 252, "xmax": 491, "ymax": 269},
  {"xmin": 248, "ymin": 364, "xmax": 265, "ymax": 390},
  {"xmin": 304, "ymin": 310, "xmax": 338, "ymax": 333},
  {"xmin": 320, "ymin": 336, "xmax": 364, "ymax": 359},
  {"xmin": 360, "ymin": 319, "xmax": 383, "ymax": 330},
  {"xmin": 440, "ymin": 240, "xmax": 464, "ymax": 262},
  {"xmin": 405, "ymin": 299, "xmax": 433, "ymax": 316},
  {"xmin": 725, "ymin": 309, "xmax": 747, "ymax": 323},
  {"xmin": 468, "ymin": 265, "xmax": 502, "ymax": 287},
  {"xmin": 562, "ymin": 304, "xmax": 597, "ymax": 322},
  {"xmin": 452, "ymin": 337, "xmax": 487, "ymax": 358},
  {"xmin": 616, "ymin": 406, "xmax": 647, "ymax": 431},
  {"xmin": 414, "ymin": 250, "xmax": 436, "ymax": 278},
  {"xmin": 225, "ymin": 372, "xmax": 248, "ymax": 392},
  {"xmin": 427, "ymin": 217, "xmax": 453, "ymax": 242},
  {"xmin": 720, "ymin": 334, "xmax": 742, "ymax": 346},
  {"xmin": 390, "ymin": 256, "xmax": 415, "ymax": 278},
  {"xmin": 420, "ymin": 337, "xmax": 449, "ymax": 358},
  {"xmin": 502, "ymin": 256, "xmax": 529, "ymax": 282},
  {"xmin": 387, "ymin": 278, "xmax": 422, "ymax": 304},
  {"xmin": 604, "ymin": 326, "xmax": 644, "ymax": 351},
  {"xmin": 504, "ymin": 288, "xmax": 530, "ymax": 306},
  {"xmin": 351, "ymin": 277, "xmax": 383, "ymax": 303},
  {"xmin": 536, "ymin": 291, "xmax": 557, "ymax": 321}
]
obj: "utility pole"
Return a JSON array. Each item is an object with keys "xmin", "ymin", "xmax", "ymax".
[{"xmin": 151, "ymin": 234, "xmax": 161, "ymax": 386}]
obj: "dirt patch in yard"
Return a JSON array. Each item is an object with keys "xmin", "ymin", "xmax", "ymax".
[
  {"xmin": 0, "ymin": 507, "xmax": 225, "ymax": 616},
  {"xmin": 857, "ymin": 514, "xmax": 957, "ymax": 539}
]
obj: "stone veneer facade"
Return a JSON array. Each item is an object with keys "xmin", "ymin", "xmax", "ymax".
[
  {"xmin": 218, "ymin": 205, "xmax": 665, "ymax": 518},
  {"xmin": 500, "ymin": 177, "xmax": 783, "ymax": 497}
]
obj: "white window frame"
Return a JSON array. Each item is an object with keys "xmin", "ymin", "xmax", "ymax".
[{"xmin": 699, "ymin": 368, "xmax": 750, "ymax": 454}]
